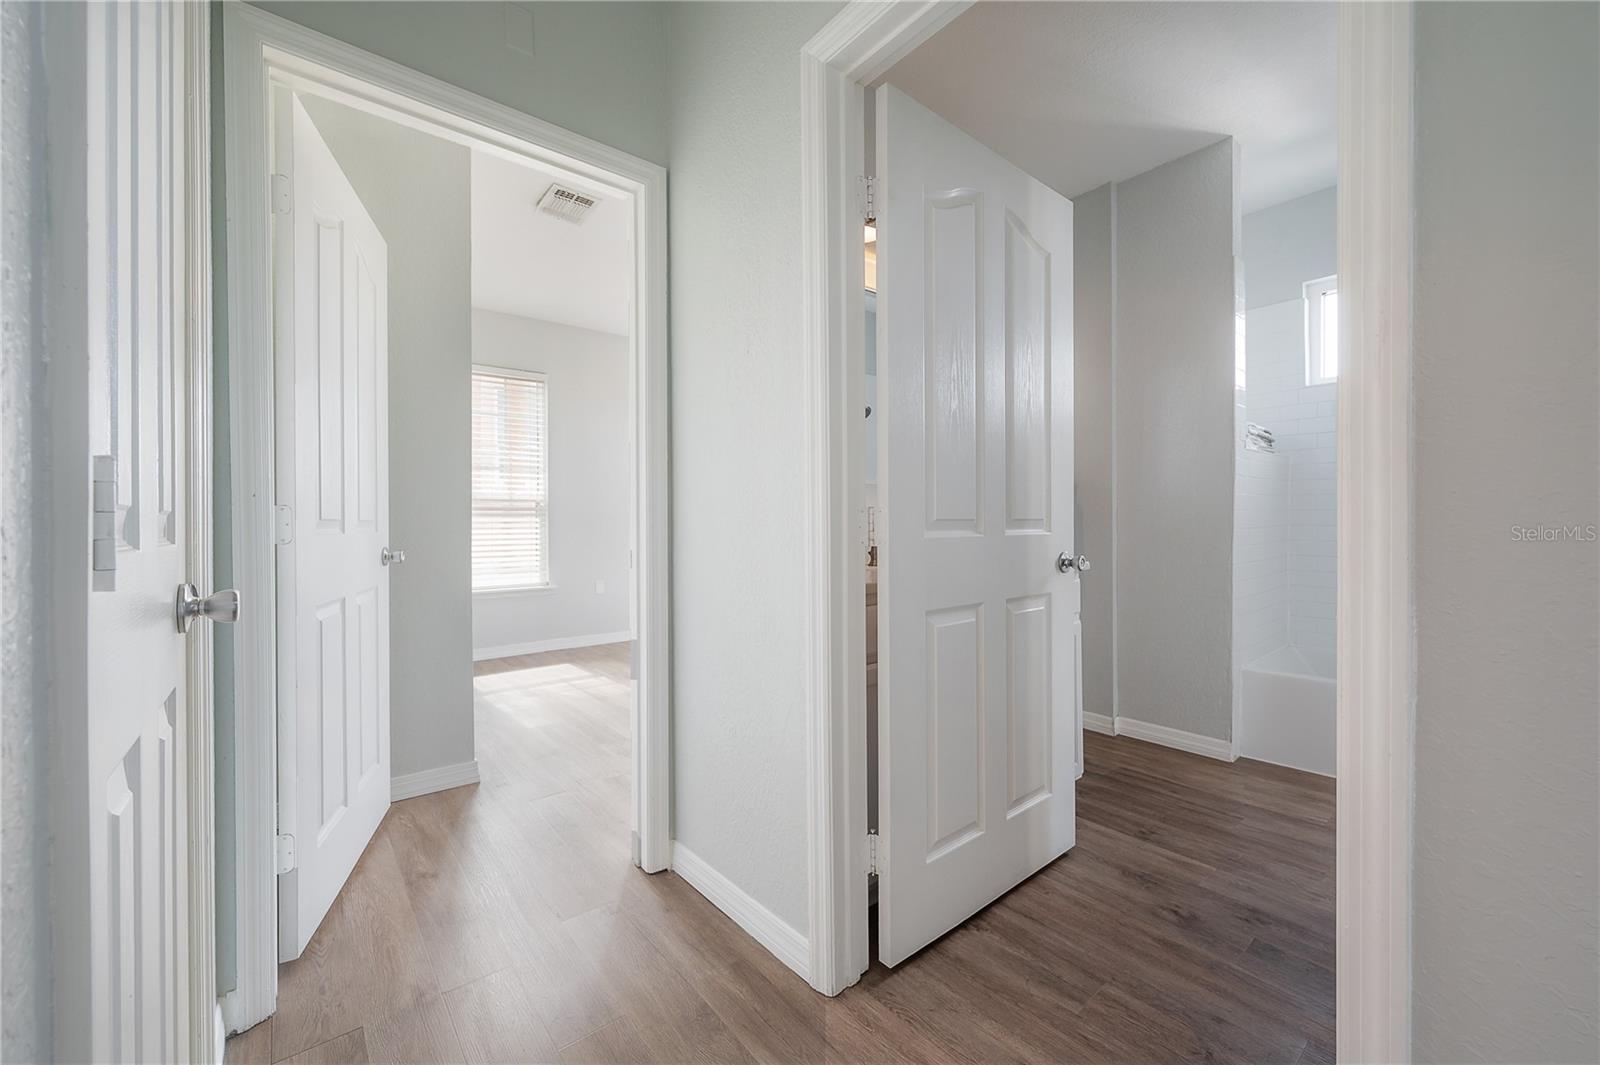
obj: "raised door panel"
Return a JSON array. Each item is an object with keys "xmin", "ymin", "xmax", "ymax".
[
  {"xmin": 1005, "ymin": 213, "xmax": 1051, "ymax": 532},
  {"xmin": 925, "ymin": 191, "xmax": 982, "ymax": 533},
  {"xmin": 315, "ymin": 600, "xmax": 349, "ymax": 836},
  {"xmin": 355, "ymin": 253, "xmax": 379, "ymax": 528},
  {"xmin": 316, "ymin": 216, "xmax": 346, "ymax": 530},
  {"xmin": 926, "ymin": 605, "xmax": 985, "ymax": 858},
  {"xmin": 1005, "ymin": 595, "xmax": 1052, "ymax": 815},
  {"xmin": 354, "ymin": 589, "xmax": 381, "ymax": 780},
  {"xmin": 104, "ymin": 752, "xmax": 139, "ymax": 1063}
]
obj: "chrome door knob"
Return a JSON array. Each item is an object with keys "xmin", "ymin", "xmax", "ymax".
[
  {"xmin": 176, "ymin": 583, "xmax": 241, "ymax": 633},
  {"xmin": 1056, "ymin": 552, "xmax": 1091, "ymax": 574},
  {"xmin": 380, "ymin": 547, "xmax": 406, "ymax": 566}
]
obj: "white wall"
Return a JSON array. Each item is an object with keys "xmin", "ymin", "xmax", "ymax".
[
  {"xmin": 664, "ymin": 0, "xmax": 845, "ymax": 937},
  {"xmin": 1112, "ymin": 140, "xmax": 1239, "ymax": 743},
  {"xmin": 301, "ymin": 97, "xmax": 477, "ymax": 782},
  {"xmin": 1412, "ymin": 4, "xmax": 1599, "ymax": 1061},
  {"xmin": 1072, "ymin": 183, "xmax": 1116, "ymax": 722},
  {"xmin": 470, "ymin": 310, "xmax": 631, "ymax": 657},
  {"xmin": 1240, "ymin": 187, "xmax": 1338, "ymax": 677},
  {"xmin": 1243, "ymin": 185, "xmax": 1337, "ymax": 309}
]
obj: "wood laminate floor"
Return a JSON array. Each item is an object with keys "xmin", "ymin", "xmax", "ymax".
[{"xmin": 227, "ymin": 642, "xmax": 1334, "ymax": 1064}]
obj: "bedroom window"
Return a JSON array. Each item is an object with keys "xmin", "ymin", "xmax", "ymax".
[{"xmin": 471, "ymin": 366, "xmax": 549, "ymax": 592}]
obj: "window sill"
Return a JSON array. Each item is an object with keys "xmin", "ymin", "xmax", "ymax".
[{"xmin": 473, "ymin": 584, "xmax": 557, "ymax": 599}]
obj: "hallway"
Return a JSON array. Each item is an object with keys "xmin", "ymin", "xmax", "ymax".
[{"xmin": 227, "ymin": 643, "xmax": 1333, "ymax": 1064}]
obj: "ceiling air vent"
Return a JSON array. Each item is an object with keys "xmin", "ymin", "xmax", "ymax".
[{"xmin": 537, "ymin": 183, "xmax": 598, "ymax": 224}]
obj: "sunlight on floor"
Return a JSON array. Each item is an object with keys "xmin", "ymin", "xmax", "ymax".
[{"xmin": 473, "ymin": 662, "xmax": 593, "ymax": 691}]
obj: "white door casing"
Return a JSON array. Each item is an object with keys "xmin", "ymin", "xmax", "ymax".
[
  {"xmin": 78, "ymin": 2, "xmax": 202, "ymax": 1059},
  {"xmin": 876, "ymin": 85, "xmax": 1078, "ymax": 966},
  {"xmin": 273, "ymin": 90, "xmax": 393, "ymax": 960}
]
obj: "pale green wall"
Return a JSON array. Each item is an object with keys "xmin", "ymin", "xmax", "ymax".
[{"xmin": 252, "ymin": 2, "xmax": 670, "ymax": 165}]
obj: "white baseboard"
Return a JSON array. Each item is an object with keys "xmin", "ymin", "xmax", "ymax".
[
  {"xmin": 1083, "ymin": 712, "xmax": 1114, "ymax": 735},
  {"xmin": 472, "ymin": 630, "xmax": 633, "ymax": 662},
  {"xmin": 1111, "ymin": 716, "xmax": 1235, "ymax": 762},
  {"xmin": 670, "ymin": 842, "xmax": 809, "ymax": 983},
  {"xmin": 214, "ymin": 1002, "xmax": 225, "ymax": 1063},
  {"xmin": 392, "ymin": 760, "xmax": 481, "ymax": 801}
]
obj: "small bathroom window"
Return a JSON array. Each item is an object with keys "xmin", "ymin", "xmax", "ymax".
[{"xmin": 1304, "ymin": 274, "xmax": 1339, "ymax": 385}]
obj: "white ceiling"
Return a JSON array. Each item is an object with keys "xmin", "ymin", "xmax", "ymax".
[
  {"xmin": 878, "ymin": 2, "xmax": 1337, "ymax": 214},
  {"xmin": 471, "ymin": 149, "xmax": 630, "ymax": 336}
]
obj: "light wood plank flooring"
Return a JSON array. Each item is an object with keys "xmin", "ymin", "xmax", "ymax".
[{"xmin": 228, "ymin": 643, "xmax": 1333, "ymax": 1064}]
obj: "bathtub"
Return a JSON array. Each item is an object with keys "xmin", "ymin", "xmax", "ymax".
[{"xmin": 1240, "ymin": 645, "xmax": 1335, "ymax": 776}]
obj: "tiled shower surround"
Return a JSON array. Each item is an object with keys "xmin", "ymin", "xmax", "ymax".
[{"xmin": 1239, "ymin": 297, "xmax": 1338, "ymax": 676}]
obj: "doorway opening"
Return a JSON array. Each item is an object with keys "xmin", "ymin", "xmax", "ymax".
[
  {"xmin": 220, "ymin": 4, "xmax": 668, "ymax": 1037},
  {"xmin": 811, "ymin": 3, "xmax": 1404, "ymax": 1059}
]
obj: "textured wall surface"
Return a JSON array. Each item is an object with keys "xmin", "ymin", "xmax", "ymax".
[
  {"xmin": 1072, "ymin": 183, "xmax": 1115, "ymax": 721},
  {"xmin": 1412, "ymin": 4, "xmax": 1600, "ymax": 1062},
  {"xmin": 301, "ymin": 96, "xmax": 477, "ymax": 780},
  {"xmin": 252, "ymin": 1, "xmax": 670, "ymax": 166},
  {"xmin": 664, "ymin": 0, "xmax": 844, "ymax": 934},
  {"xmin": 1113, "ymin": 140, "xmax": 1238, "ymax": 742},
  {"xmin": 1, "ymin": 2, "xmax": 52, "ymax": 1059}
]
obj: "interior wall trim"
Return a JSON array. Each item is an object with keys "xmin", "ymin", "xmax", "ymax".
[
  {"xmin": 471, "ymin": 631, "xmax": 634, "ymax": 662},
  {"xmin": 391, "ymin": 760, "xmax": 481, "ymax": 802},
  {"xmin": 1335, "ymin": 3, "xmax": 1416, "ymax": 1061},
  {"xmin": 798, "ymin": 0, "xmax": 976, "ymax": 997},
  {"xmin": 670, "ymin": 843, "xmax": 811, "ymax": 984},
  {"xmin": 1082, "ymin": 712, "xmax": 1115, "ymax": 736},
  {"xmin": 1110, "ymin": 717, "xmax": 1236, "ymax": 762}
]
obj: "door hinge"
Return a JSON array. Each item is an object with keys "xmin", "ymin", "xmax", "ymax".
[
  {"xmin": 867, "ymin": 831, "xmax": 881, "ymax": 877},
  {"xmin": 858, "ymin": 175, "xmax": 877, "ymax": 222},
  {"xmin": 275, "ymin": 504, "xmax": 294, "ymax": 546},
  {"xmin": 91, "ymin": 454, "xmax": 117, "ymax": 572},
  {"xmin": 275, "ymin": 833, "xmax": 297, "ymax": 875},
  {"xmin": 271, "ymin": 173, "xmax": 293, "ymax": 216}
]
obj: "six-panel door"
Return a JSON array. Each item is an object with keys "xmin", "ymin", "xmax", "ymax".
[
  {"xmin": 274, "ymin": 91, "xmax": 393, "ymax": 960},
  {"xmin": 82, "ymin": 3, "xmax": 195, "ymax": 1059}
]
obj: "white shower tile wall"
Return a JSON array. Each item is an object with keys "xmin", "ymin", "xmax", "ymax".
[
  {"xmin": 1243, "ymin": 298, "xmax": 1338, "ymax": 674},
  {"xmin": 1234, "ymin": 444, "xmax": 1290, "ymax": 664}
]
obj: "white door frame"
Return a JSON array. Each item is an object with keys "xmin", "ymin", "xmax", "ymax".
[
  {"xmin": 220, "ymin": 3, "xmax": 671, "ymax": 1032},
  {"xmin": 799, "ymin": 7, "xmax": 1418, "ymax": 1065},
  {"xmin": 185, "ymin": 6, "xmax": 222, "ymax": 1058}
]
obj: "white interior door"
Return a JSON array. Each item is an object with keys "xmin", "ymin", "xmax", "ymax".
[
  {"xmin": 80, "ymin": 3, "xmax": 204, "ymax": 1059},
  {"xmin": 274, "ymin": 90, "xmax": 393, "ymax": 960},
  {"xmin": 876, "ymin": 85, "xmax": 1079, "ymax": 966}
]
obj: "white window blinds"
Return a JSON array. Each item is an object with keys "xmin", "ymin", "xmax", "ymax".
[{"xmin": 470, "ymin": 367, "xmax": 549, "ymax": 591}]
